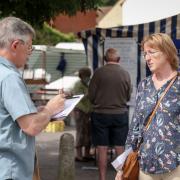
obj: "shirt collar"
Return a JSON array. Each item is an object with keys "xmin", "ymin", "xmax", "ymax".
[{"xmin": 0, "ymin": 56, "xmax": 20, "ymax": 74}]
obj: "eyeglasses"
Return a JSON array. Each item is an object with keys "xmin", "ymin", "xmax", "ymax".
[
  {"xmin": 142, "ymin": 51, "xmax": 161, "ymax": 59},
  {"xmin": 18, "ymin": 39, "xmax": 34, "ymax": 53}
]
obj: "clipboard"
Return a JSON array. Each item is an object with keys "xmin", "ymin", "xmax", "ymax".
[{"xmin": 52, "ymin": 94, "xmax": 84, "ymax": 119}]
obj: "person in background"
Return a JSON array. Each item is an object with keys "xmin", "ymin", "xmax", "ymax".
[
  {"xmin": 0, "ymin": 16, "xmax": 65, "ymax": 180},
  {"xmin": 56, "ymin": 52, "xmax": 67, "ymax": 77},
  {"xmin": 89, "ymin": 48, "xmax": 131, "ymax": 180},
  {"xmin": 115, "ymin": 33, "xmax": 180, "ymax": 180},
  {"xmin": 73, "ymin": 67, "xmax": 93, "ymax": 162}
]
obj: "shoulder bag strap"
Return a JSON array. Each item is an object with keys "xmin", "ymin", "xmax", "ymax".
[
  {"xmin": 145, "ymin": 74, "xmax": 177, "ymax": 131},
  {"xmin": 136, "ymin": 74, "xmax": 177, "ymax": 149}
]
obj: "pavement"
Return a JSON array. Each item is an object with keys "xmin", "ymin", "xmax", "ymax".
[{"xmin": 36, "ymin": 126, "xmax": 117, "ymax": 180}]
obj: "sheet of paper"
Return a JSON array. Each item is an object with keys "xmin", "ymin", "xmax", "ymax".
[
  {"xmin": 52, "ymin": 94, "xmax": 84, "ymax": 119},
  {"xmin": 111, "ymin": 147, "xmax": 133, "ymax": 171}
]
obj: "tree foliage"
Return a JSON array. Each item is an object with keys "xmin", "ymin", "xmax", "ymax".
[
  {"xmin": 0, "ymin": 0, "xmax": 104, "ymax": 27},
  {"xmin": 0, "ymin": 0, "xmax": 118, "ymax": 45},
  {"xmin": 102, "ymin": 0, "xmax": 118, "ymax": 6},
  {"xmin": 34, "ymin": 23, "xmax": 76, "ymax": 45}
]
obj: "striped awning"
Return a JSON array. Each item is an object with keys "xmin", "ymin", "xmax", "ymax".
[{"xmin": 78, "ymin": 13, "xmax": 180, "ymax": 85}]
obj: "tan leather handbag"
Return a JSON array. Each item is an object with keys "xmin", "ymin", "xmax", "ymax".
[{"xmin": 122, "ymin": 150, "xmax": 139, "ymax": 180}]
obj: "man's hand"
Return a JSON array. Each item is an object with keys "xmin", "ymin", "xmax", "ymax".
[{"xmin": 45, "ymin": 92, "xmax": 65, "ymax": 117}]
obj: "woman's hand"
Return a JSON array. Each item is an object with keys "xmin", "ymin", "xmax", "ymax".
[{"xmin": 115, "ymin": 170, "xmax": 123, "ymax": 180}]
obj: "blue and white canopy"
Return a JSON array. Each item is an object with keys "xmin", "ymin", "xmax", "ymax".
[{"xmin": 78, "ymin": 14, "xmax": 180, "ymax": 85}]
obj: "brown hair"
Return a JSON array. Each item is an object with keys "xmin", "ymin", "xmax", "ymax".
[
  {"xmin": 141, "ymin": 33, "xmax": 179, "ymax": 70},
  {"xmin": 78, "ymin": 67, "xmax": 91, "ymax": 79}
]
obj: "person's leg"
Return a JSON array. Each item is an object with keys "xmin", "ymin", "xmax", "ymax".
[
  {"xmin": 139, "ymin": 170, "xmax": 160, "ymax": 180},
  {"xmin": 97, "ymin": 146, "xmax": 108, "ymax": 180},
  {"xmin": 114, "ymin": 146, "xmax": 124, "ymax": 156},
  {"xmin": 83, "ymin": 113, "xmax": 92, "ymax": 158},
  {"xmin": 111, "ymin": 113, "xmax": 128, "ymax": 158},
  {"xmin": 76, "ymin": 146, "xmax": 83, "ymax": 160},
  {"xmin": 163, "ymin": 166, "xmax": 180, "ymax": 180},
  {"xmin": 140, "ymin": 166, "xmax": 180, "ymax": 180},
  {"xmin": 91, "ymin": 113, "xmax": 109, "ymax": 180},
  {"xmin": 84, "ymin": 146, "xmax": 91, "ymax": 157},
  {"xmin": 74, "ymin": 109, "xmax": 83, "ymax": 160}
]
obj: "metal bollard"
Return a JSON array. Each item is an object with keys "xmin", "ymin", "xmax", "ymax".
[{"xmin": 58, "ymin": 133, "xmax": 75, "ymax": 180}]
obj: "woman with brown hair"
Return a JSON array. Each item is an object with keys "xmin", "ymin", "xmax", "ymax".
[{"xmin": 115, "ymin": 33, "xmax": 180, "ymax": 180}]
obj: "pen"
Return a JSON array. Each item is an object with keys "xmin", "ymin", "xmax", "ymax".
[{"xmin": 65, "ymin": 96, "xmax": 79, "ymax": 99}]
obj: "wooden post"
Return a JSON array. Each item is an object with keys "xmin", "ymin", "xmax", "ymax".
[{"xmin": 58, "ymin": 133, "xmax": 75, "ymax": 180}]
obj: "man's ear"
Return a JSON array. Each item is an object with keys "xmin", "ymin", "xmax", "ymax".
[
  {"xmin": 117, "ymin": 57, "xmax": 120, "ymax": 62},
  {"xmin": 11, "ymin": 40, "xmax": 19, "ymax": 51}
]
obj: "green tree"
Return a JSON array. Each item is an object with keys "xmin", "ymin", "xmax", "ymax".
[
  {"xmin": 0, "ymin": 0, "xmax": 104, "ymax": 27},
  {"xmin": 34, "ymin": 23, "xmax": 76, "ymax": 45},
  {"xmin": 102, "ymin": 0, "xmax": 118, "ymax": 6}
]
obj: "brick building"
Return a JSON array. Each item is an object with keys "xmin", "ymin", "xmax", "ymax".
[{"xmin": 50, "ymin": 7, "xmax": 112, "ymax": 33}]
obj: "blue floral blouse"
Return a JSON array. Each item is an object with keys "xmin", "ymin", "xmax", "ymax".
[{"xmin": 126, "ymin": 74, "xmax": 180, "ymax": 174}]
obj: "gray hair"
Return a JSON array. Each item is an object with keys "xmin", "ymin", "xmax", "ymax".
[
  {"xmin": 105, "ymin": 48, "xmax": 120, "ymax": 62},
  {"xmin": 0, "ymin": 16, "xmax": 35, "ymax": 48}
]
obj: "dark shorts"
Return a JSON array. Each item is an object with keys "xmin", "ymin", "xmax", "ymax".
[{"xmin": 91, "ymin": 112, "xmax": 129, "ymax": 146}]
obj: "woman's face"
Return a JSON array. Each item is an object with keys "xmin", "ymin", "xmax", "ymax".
[{"xmin": 143, "ymin": 43, "xmax": 169, "ymax": 73}]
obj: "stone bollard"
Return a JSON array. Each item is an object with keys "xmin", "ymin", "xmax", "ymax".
[{"xmin": 58, "ymin": 133, "xmax": 75, "ymax": 180}]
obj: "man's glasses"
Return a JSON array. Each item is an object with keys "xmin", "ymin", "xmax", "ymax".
[
  {"xmin": 18, "ymin": 39, "xmax": 34, "ymax": 53},
  {"xmin": 142, "ymin": 51, "xmax": 161, "ymax": 59}
]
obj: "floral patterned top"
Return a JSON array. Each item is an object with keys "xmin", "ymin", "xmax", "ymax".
[{"xmin": 126, "ymin": 74, "xmax": 180, "ymax": 174}]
